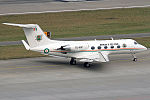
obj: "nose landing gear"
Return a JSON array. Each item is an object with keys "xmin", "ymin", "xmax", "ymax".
[
  {"xmin": 131, "ymin": 52, "xmax": 137, "ymax": 62},
  {"xmin": 133, "ymin": 58, "xmax": 137, "ymax": 62}
]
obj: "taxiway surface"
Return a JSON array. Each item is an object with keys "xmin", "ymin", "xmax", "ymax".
[
  {"xmin": 1, "ymin": 33, "xmax": 150, "ymax": 46},
  {"xmin": 0, "ymin": 49, "xmax": 150, "ymax": 100},
  {"xmin": 0, "ymin": 0, "xmax": 150, "ymax": 15}
]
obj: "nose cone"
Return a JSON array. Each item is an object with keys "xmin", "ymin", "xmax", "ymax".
[
  {"xmin": 144, "ymin": 46, "xmax": 148, "ymax": 50},
  {"xmin": 142, "ymin": 45, "xmax": 147, "ymax": 51}
]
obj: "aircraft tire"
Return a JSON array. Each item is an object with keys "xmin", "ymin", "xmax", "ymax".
[
  {"xmin": 70, "ymin": 60, "xmax": 76, "ymax": 65},
  {"xmin": 84, "ymin": 62, "xmax": 91, "ymax": 68},
  {"xmin": 133, "ymin": 58, "xmax": 137, "ymax": 62}
]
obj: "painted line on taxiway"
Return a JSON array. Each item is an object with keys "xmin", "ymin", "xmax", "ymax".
[{"xmin": 0, "ymin": 5, "xmax": 150, "ymax": 16}]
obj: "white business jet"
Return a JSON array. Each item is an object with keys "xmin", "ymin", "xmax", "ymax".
[{"xmin": 3, "ymin": 23, "xmax": 147, "ymax": 67}]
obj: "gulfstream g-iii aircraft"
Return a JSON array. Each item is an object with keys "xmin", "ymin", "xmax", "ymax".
[{"xmin": 3, "ymin": 23, "xmax": 147, "ymax": 67}]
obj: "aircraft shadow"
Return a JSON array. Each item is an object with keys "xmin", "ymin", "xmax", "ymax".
[{"xmin": 34, "ymin": 59, "xmax": 109, "ymax": 72}]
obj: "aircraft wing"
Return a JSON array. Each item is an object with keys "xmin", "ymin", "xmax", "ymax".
[{"xmin": 75, "ymin": 52, "xmax": 109, "ymax": 62}]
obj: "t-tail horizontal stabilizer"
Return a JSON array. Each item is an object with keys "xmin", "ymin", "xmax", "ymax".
[
  {"xmin": 3, "ymin": 23, "xmax": 35, "ymax": 28},
  {"xmin": 22, "ymin": 40, "xmax": 30, "ymax": 50}
]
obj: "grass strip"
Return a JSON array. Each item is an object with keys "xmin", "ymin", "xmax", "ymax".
[
  {"xmin": 0, "ymin": 7, "xmax": 150, "ymax": 41},
  {"xmin": 134, "ymin": 37, "xmax": 150, "ymax": 48},
  {"xmin": 0, "ymin": 45, "xmax": 43, "ymax": 60}
]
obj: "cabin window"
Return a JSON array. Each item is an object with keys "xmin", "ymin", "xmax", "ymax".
[
  {"xmin": 91, "ymin": 46, "xmax": 95, "ymax": 50},
  {"xmin": 111, "ymin": 45, "xmax": 114, "ymax": 49},
  {"xmin": 98, "ymin": 46, "xmax": 101, "ymax": 49},
  {"xmin": 117, "ymin": 45, "xmax": 120, "ymax": 48},
  {"xmin": 104, "ymin": 46, "xmax": 108, "ymax": 49}
]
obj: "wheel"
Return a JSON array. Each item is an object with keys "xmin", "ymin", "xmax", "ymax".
[
  {"xmin": 70, "ymin": 58, "xmax": 76, "ymax": 65},
  {"xmin": 84, "ymin": 62, "xmax": 91, "ymax": 68},
  {"xmin": 133, "ymin": 58, "xmax": 137, "ymax": 62}
]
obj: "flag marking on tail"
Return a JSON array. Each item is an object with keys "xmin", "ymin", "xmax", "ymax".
[
  {"xmin": 36, "ymin": 35, "xmax": 42, "ymax": 41},
  {"xmin": 33, "ymin": 27, "xmax": 37, "ymax": 31}
]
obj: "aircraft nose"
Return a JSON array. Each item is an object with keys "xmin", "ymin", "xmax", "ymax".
[
  {"xmin": 144, "ymin": 46, "xmax": 148, "ymax": 50},
  {"xmin": 142, "ymin": 45, "xmax": 147, "ymax": 50}
]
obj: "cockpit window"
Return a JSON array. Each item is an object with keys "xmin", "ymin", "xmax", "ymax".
[{"xmin": 134, "ymin": 42, "xmax": 138, "ymax": 45}]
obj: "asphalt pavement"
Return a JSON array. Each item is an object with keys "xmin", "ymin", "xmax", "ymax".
[
  {"xmin": 0, "ymin": 32, "xmax": 150, "ymax": 46},
  {"xmin": 0, "ymin": 0, "xmax": 150, "ymax": 15},
  {"xmin": 0, "ymin": 49, "xmax": 150, "ymax": 100}
]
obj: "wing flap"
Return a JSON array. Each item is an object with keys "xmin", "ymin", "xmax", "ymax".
[
  {"xmin": 99, "ymin": 52, "xmax": 109, "ymax": 62},
  {"xmin": 76, "ymin": 52, "xmax": 109, "ymax": 62}
]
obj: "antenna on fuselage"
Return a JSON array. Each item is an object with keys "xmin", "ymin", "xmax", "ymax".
[{"xmin": 111, "ymin": 37, "xmax": 114, "ymax": 40}]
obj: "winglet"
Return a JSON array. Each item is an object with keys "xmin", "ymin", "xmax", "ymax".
[{"xmin": 21, "ymin": 40, "xmax": 30, "ymax": 50}]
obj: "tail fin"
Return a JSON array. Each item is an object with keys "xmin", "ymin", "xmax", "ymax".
[{"xmin": 3, "ymin": 23, "xmax": 52, "ymax": 48}]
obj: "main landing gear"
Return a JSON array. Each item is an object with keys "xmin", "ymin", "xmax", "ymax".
[
  {"xmin": 70, "ymin": 58, "xmax": 76, "ymax": 65},
  {"xmin": 131, "ymin": 53, "xmax": 137, "ymax": 62},
  {"xmin": 84, "ymin": 62, "xmax": 91, "ymax": 68},
  {"xmin": 70, "ymin": 58, "xmax": 91, "ymax": 68}
]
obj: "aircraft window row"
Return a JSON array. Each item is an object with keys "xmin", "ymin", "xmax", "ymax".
[{"xmin": 91, "ymin": 45, "xmax": 122, "ymax": 50}]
